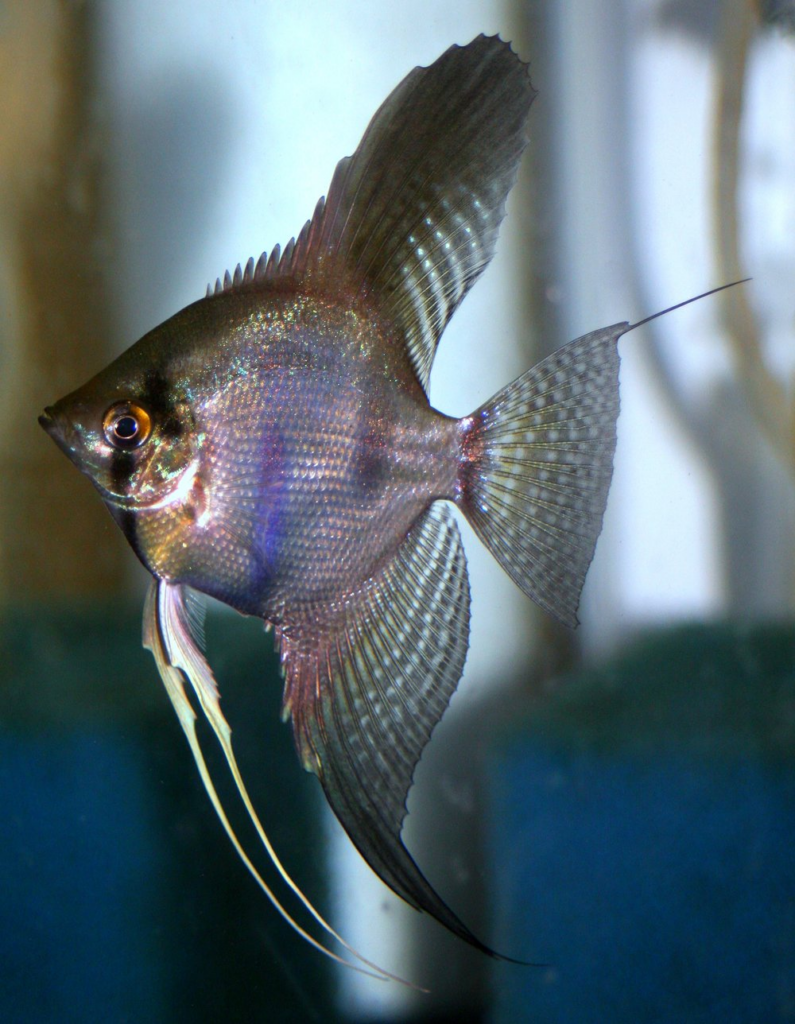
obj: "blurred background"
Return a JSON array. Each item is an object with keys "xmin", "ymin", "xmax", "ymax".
[{"xmin": 1, "ymin": 0, "xmax": 793, "ymax": 1021}]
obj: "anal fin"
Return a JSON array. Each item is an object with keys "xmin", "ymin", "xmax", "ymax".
[{"xmin": 281, "ymin": 502, "xmax": 502, "ymax": 954}]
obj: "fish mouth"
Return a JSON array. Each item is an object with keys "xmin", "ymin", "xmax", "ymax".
[
  {"xmin": 40, "ymin": 406, "xmax": 125, "ymax": 502},
  {"xmin": 39, "ymin": 405, "xmax": 77, "ymax": 458},
  {"xmin": 38, "ymin": 407, "xmax": 55, "ymax": 433}
]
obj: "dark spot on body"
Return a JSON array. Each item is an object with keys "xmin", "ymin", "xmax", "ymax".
[
  {"xmin": 354, "ymin": 426, "xmax": 390, "ymax": 497},
  {"xmin": 141, "ymin": 369, "xmax": 174, "ymax": 416},
  {"xmin": 110, "ymin": 449, "xmax": 136, "ymax": 494},
  {"xmin": 143, "ymin": 369, "xmax": 185, "ymax": 438},
  {"xmin": 107, "ymin": 504, "xmax": 141, "ymax": 560}
]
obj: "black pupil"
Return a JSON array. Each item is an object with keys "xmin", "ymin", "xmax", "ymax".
[{"xmin": 114, "ymin": 415, "xmax": 139, "ymax": 440}]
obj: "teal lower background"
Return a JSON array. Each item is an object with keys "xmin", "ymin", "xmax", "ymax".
[
  {"xmin": 1, "ymin": 615, "xmax": 793, "ymax": 1022},
  {"xmin": 0, "ymin": 608, "xmax": 331, "ymax": 1023},
  {"xmin": 489, "ymin": 625, "xmax": 795, "ymax": 1023},
  {"xmin": 490, "ymin": 751, "xmax": 794, "ymax": 1022}
]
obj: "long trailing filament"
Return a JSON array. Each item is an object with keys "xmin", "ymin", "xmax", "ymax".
[{"xmin": 143, "ymin": 580, "xmax": 422, "ymax": 991}]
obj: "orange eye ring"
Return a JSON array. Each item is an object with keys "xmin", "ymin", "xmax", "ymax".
[{"xmin": 102, "ymin": 402, "xmax": 152, "ymax": 450}]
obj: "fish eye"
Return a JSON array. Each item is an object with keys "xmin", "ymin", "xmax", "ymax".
[{"xmin": 102, "ymin": 402, "xmax": 152, "ymax": 450}]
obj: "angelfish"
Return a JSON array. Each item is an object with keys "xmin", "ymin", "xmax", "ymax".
[{"xmin": 39, "ymin": 35, "xmax": 740, "ymax": 982}]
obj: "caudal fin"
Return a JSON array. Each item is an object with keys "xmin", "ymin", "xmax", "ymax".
[{"xmin": 457, "ymin": 323, "xmax": 626, "ymax": 627}]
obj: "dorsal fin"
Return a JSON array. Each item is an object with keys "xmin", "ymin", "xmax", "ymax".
[{"xmin": 207, "ymin": 35, "xmax": 536, "ymax": 390}]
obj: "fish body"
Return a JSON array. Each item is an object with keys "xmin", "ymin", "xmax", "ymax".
[
  {"xmin": 40, "ymin": 36, "xmax": 627, "ymax": 970},
  {"xmin": 63, "ymin": 289, "xmax": 455, "ymax": 620}
]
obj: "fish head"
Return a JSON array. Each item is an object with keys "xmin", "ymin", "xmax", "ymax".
[
  {"xmin": 38, "ymin": 298, "xmax": 283, "ymax": 602},
  {"xmin": 39, "ymin": 330, "xmax": 201, "ymax": 522}
]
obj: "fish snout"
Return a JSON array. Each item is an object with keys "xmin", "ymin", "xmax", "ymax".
[
  {"xmin": 39, "ymin": 404, "xmax": 78, "ymax": 460},
  {"xmin": 38, "ymin": 407, "xmax": 56, "ymax": 434}
]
